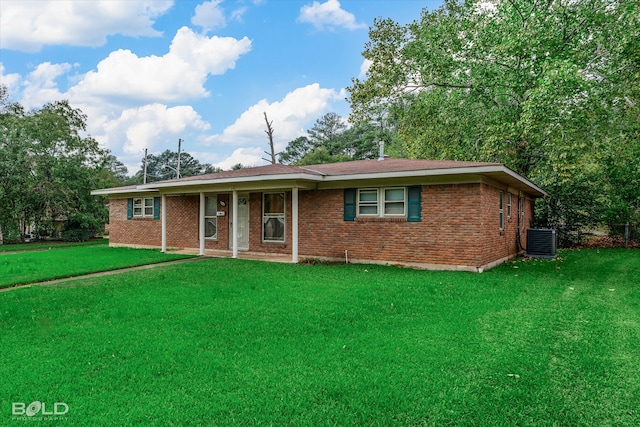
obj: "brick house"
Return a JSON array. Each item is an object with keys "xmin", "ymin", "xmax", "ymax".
[{"xmin": 92, "ymin": 157, "xmax": 546, "ymax": 272}]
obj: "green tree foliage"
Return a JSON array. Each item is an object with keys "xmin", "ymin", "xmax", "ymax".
[
  {"xmin": 348, "ymin": 0, "xmax": 640, "ymax": 243},
  {"xmin": 278, "ymin": 112, "xmax": 382, "ymax": 165},
  {"xmin": 129, "ymin": 149, "xmax": 221, "ymax": 184},
  {"xmin": 0, "ymin": 87, "xmax": 109, "ymax": 241}
]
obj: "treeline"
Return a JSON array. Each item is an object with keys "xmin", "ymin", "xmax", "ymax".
[
  {"xmin": 2, "ymin": 0, "xmax": 638, "ymax": 246},
  {"xmin": 346, "ymin": 0, "xmax": 639, "ymax": 245},
  {"xmin": 0, "ymin": 87, "xmax": 109, "ymax": 243}
]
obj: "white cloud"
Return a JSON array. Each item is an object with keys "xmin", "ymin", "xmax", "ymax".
[
  {"xmin": 0, "ymin": 0, "xmax": 173, "ymax": 52},
  {"xmin": 298, "ymin": 0, "xmax": 367, "ymax": 31},
  {"xmin": 205, "ymin": 83, "xmax": 344, "ymax": 150},
  {"xmin": 93, "ymin": 103, "xmax": 211, "ymax": 173},
  {"xmin": 192, "ymin": 0, "xmax": 226, "ymax": 33},
  {"xmin": 359, "ymin": 59, "xmax": 373, "ymax": 78},
  {"xmin": 0, "ymin": 64, "xmax": 22, "ymax": 97},
  {"xmin": 20, "ymin": 62, "xmax": 72, "ymax": 109},
  {"xmin": 213, "ymin": 147, "xmax": 264, "ymax": 170},
  {"xmin": 68, "ymin": 27, "xmax": 252, "ymax": 103},
  {"xmin": 230, "ymin": 6, "xmax": 249, "ymax": 23}
]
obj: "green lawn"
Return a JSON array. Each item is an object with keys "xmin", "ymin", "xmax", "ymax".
[
  {"xmin": 1, "ymin": 249, "xmax": 638, "ymax": 425},
  {"xmin": 0, "ymin": 238, "xmax": 108, "ymax": 253},
  {"xmin": 0, "ymin": 245, "xmax": 194, "ymax": 289}
]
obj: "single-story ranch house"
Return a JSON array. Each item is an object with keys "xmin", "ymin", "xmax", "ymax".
[{"xmin": 92, "ymin": 157, "xmax": 546, "ymax": 272}]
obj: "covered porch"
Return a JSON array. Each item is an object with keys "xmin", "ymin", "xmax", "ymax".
[{"xmin": 158, "ymin": 187, "xmax": 304, "ymax": 263}]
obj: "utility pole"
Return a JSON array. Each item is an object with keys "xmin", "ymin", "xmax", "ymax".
[
  {"xmin": 177, "ymin": 138, "xmax": 182, "ymax": 179},
  {"xmin": 262, "ymin": 112, "xmax": 276, "ymax": 164}
]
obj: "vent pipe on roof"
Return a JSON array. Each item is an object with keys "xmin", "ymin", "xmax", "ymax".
[{"xmin": 378, "ymin": 140, "xmax": 385, "ymax": 161}]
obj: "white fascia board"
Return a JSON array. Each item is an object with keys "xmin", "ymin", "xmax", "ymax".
[
  {"xmin": 320, "ymin": 165, "xmax": 547, "ymax": 197},
  {"xmin": 91, "ymin": 188, "xmax": 159, "ymax": 196},
  {"xmin": 498, "ymin": 166, "xmax": 547, "ymax": 197},
  {"xmin": 135, "ymin": 172, "xmax": 323, "ymax": 190},
  {"xmin": 318, "ymin": 165, "xmax": 499, "ymax": 181}
]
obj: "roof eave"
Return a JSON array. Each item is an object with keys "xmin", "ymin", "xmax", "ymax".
[
  {"xmin": 92, "ymin": 165, "xmax": 546, "ymax": 198},
  {"xmin": 319, "ymin": 165, "xmax": 547, "ymax": 197},
  {"xmin": 134, "ymin": 172, "xmax": 324, "ymax": 190}
]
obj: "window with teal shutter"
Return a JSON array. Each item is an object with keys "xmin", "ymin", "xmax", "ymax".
[
  {"xmin": 407, "ymin": 185, "xmax": 422, "ymax": 222},
  {"xmin": 154, "ymin": 197, "xmax": 161, "ymax": 220},
  {"xmin": 127, "ymin": 198, "xmax": 133, "ymax": 220},
  {"xmin": 344, "ymin": 188, "xmax": 356, "ymax": 221}
]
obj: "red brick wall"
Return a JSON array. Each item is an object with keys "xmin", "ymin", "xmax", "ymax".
[
  {"xmin": 166, "ymin": 195, "xmax": 198, "ymax": 248},
  {"xmin": 108, "ymin": 184, "xmax": 535, "ymax": 269},
  {"xmin": 477, "ymin": 185, "xmax": 534, "ymax": 266},
  {"xmin": 298, "ymin": 183, "xmax": 533, "ymax": 269},
  {"xmin": 299, "ymin": 184, "xmax": 488, "ymax": 267},
  {"xmin": 108, "ymin": 198, "xmax": 161, "ymax": 247}
]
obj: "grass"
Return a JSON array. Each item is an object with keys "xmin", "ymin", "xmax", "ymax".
[
  {"xmin": 0, "ymin": 249, "xmax": 638, "ymax": 425},
  {"xmin": 0, "ymin": 245, "xmax": 195, "ymax": 289},
  {"xmin": 0, "ymin": 238, "xmax": 108, "ymax": 253}
]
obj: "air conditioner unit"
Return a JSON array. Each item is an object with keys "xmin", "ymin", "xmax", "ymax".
[{"xmin": 526, "ymin": 229, "xmax": 557, "ymax": 258}]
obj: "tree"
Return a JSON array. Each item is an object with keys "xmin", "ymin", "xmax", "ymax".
[
  {"xmin": 98, "ymin": 152, "xmax": 130, "ymax": 187},
  {"xmin": 347, "ymin": 0, "xmax": 639, "ymax": 243},
  {"xmin": 278, "ymin": 136, "xmax": 313, "ymax": 165},
  {"xmin": 130, "ymin": 149, "xmax": 219, "ymax": 184},
  {"xmin": 279, "ymin": 112, "xmax": 381, "ymax": 165},
  {"xmin": 263, "ymin": 112, "xmax": 276, "ymax": 164},
  {"xmin": 0, "ymin": 87, "xmax": 108, "ymax": 241}
]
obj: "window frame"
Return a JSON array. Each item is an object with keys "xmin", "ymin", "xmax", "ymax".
[
  {"xmin": 357, "ymin": 187, "xmax": 407, "ymax": 218},
  {"xmin": 499, "ymin": 191, "xmax": 505, "ymax": 230},
  {"xmin": 357, "ymin": 188, "xmax": 379, "ymax": 217},
  {"xmin": 133, "ymin": 197, "xmax": 154, "ymax": 218},
  {"xmin": 507, "ymin": 193, "xmax": 512, "ymax": 219},
  {"xmin": 262, "ymin": 192, "xmax": 286, "ymax": 243},
  {"xmin": 204, "ymin": 195, "xmax": 218, "ymax": 240}
]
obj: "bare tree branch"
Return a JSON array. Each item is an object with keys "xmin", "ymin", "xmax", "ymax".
[{"xmin": 263, "ymin": 112, "xmax": 276, "ymax": 164}]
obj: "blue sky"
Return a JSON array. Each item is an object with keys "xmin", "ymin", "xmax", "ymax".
[{"xmin": 0, "ymin": 0, "xmax": 442, "ymax": 173}]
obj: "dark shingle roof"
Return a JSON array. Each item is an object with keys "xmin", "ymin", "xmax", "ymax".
[
  {"xmin": 92, "ymin": 157, "xmax": 545, "ymax": 197},
  {"xmin": 300, "ymin": 158, "xmax": 500, "ymax": 176}
]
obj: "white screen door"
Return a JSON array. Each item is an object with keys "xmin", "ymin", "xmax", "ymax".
[{"xmin": 230, "ymin": 195, "xmax": 249, "ymax": 250}]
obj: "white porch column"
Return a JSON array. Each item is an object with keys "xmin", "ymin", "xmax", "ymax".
[
  {"xmin": 291, "ymin": 187, "xmax": 299, "ymax": 263},
  {"xmin": 161, "ymin": 195, "xmax": 167, "ymax": 252},
  {"xmin": 199, "ymin": 192, "xmax": 205, "ymax": 256},
  {"xmin": 232, "ymin": 190, "xmax": 238, "ymax": 259}
]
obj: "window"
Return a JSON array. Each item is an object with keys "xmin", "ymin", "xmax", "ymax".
[
  {"xmin": 357, "ymin": 188, "xmax": 406, "ymax": 218},
  {"xmin": 358, "ymin": 189, "xmax": 379, "ymax": 216},
  {"xmin": 133, "ymin": 197, "xmax": 154, "ymax": 218},
  {"xmin": 507, "ymin": 193, "xmax": 512, "ymax": 219},
  {"xmin": 384, "ymin": 188, "xmax": 406, "ymax": 216},
  {"xmin": 204, "ymin": 196, "xmax": 217, "ymax": 239},
  {"xmin": 499, "ymin": 191, "xmax": 505, "ymax": 230},
  {"xmin": 345, "ymin": 186, "xmax": 420, "ymax": 222},
  {"xmin": 263, "ymin": 193, "xmax": 285, "ymax": 242}
]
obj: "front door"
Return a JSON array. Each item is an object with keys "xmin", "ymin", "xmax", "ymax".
[{"xmin": 230, "ymin": 194, "xmax": 249, "ymax": 251}]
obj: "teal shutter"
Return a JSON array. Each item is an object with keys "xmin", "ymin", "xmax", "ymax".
[
  {"xmin": 127, "ymin": 198, "xmax": 133, "ymax": 220},
  {"xmin": 344, "ymin": 188, "xmax": 356, "ymax": 221},
  {"xmin": 407, "ymin": 185, "xmax": 421, "ymax": 222},
  {"xmin": 153, "ymin": 197, "xmax": 161, "ymax": 220}
]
